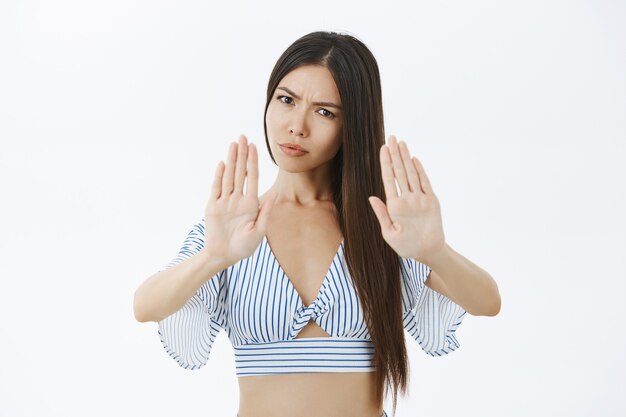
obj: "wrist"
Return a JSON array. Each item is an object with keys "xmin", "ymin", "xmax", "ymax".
[{"xmin": 420, "ymin": 242, "xmax": 451, "ymax": 269}]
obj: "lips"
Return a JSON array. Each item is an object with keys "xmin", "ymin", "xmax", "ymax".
[{"xmin": 280, "ymin": 142, "xmax": 306, "ymax": 152}]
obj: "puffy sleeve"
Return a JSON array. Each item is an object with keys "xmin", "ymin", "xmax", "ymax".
[
  {"xmin": 400, "ymin": 256, "xmax": 467, "ymax": 356},
  {"xmin": 156, "ymin": 218, "xmax": 228, "ymax": 370}
]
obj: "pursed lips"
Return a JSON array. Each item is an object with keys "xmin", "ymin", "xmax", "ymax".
[{"xmin": 280, "ymin": 143, "xmax": 306, "ymax": 152}]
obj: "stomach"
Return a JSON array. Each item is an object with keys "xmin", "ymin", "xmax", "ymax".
[{"xmin": 237, "ymin": 371, "xmax": 383, "ymax": 417}]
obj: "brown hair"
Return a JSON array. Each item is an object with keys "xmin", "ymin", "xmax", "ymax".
[{"xmin": 262, "ymin": 31, "xmax": 409, "ymax": 416}]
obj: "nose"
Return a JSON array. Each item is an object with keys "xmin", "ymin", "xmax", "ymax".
[
  {"xmin": 289, "ymin": 128, "xmax": 305, "ymax": 137},
  {"xmin": 288, "ymin": 108, "xmax": 307, "ymax": 137}
]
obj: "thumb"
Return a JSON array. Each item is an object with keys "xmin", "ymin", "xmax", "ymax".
[
  {"xmin": 368, "ymin": 196, "xmax": 392, "ymax": 233},
  {"xmin": 255, "ymin": 192, "xmax": 279, "ymax": 234}
]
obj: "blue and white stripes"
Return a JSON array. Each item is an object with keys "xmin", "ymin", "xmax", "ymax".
[
  {"xmin": 234, "ymin": 336, "xmax": 375, "ymax": 376},
  {"xmin": 157, "ymin": 292, "xmax": 222, "ymax": 370},
  {"xmin": 156, "ymin": 218, "xmax": 467, "ymax": 375},
  {"xmin": 400, "ymin": 257, "xmax": 467, "ymax": 356}
]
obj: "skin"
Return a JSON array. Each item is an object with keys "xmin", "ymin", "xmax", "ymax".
[{"xmin": 236, "ymin": 64, "xmax": 384, "ymax": 417}]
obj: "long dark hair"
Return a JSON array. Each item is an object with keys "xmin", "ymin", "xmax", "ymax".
[{"xmin": 262, "ymin": 31, "xmax": 408, "ymax": 416}]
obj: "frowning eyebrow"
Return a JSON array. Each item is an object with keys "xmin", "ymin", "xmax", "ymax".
[{"xmin": 276, "ymin": 86, "xmax": 342, "ymax": 110}]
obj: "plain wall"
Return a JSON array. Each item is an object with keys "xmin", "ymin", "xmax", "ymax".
[{"xmin": 0, "ymin": 0, "xmax": 624, "ymax": 416}]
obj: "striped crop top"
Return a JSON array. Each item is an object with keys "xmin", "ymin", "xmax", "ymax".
[{"xmin": 156, "ymin": 218, "xmax": 467, "ymax": 377}]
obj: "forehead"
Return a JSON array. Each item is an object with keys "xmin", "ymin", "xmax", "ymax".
[{"xmin": 278, "ymin": 65, "xmax": 340, "ymax": 100}]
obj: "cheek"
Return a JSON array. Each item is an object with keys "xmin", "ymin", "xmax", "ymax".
[
  {"xmin": 319, "ymin": 128, "xmax": 342, "ymax": 154},
  {"xmin": 265, "ymin": 105, "xmax": 282, "ymax": 132},
  {"xmin": 322, "ymin": 123, "xmax": 342, "ymax": 142},
  {"xmin": 331, "ymin": 125, "xmax": 343, "ymax": 151},
  {"xmin": 265, "ymin": 107, "xmax": 273, "ymax": 126}
]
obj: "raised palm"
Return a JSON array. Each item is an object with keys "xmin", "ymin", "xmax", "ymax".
[
  {"xmin": 368, "ymin": 135, "xmax": 446, "ymax": 263},
  {"xmin": 202, "ymin": 134, "xmax": 277, "ymax": 265}
]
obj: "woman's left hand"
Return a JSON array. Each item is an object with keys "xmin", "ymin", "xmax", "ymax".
[{"xmin": 368, "ymin": 135, "xmax": 446, "ymax": 263}]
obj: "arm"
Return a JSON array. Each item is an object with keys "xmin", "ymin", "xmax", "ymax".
[
  {"xmin": 133, "ymin": 249, "xmax": 231, "ymax": 323},
  {"xmin": 422, "ymin": 243, "xmax": 501, "ymax": 317}
]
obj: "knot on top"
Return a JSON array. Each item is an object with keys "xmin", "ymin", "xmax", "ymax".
[{"xmin": 289, "ymin": 301, "xmax": 331, "ymax": 338}]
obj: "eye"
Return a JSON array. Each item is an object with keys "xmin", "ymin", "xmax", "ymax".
[
  {"xmin": 318, "ymin": 108, "xmax": 336, "ymax": 119},
  {"xmin": 277, "ymin": 95, "xmax": 336, "ymax": 119},
  {"xmin": 277, "ymin": 95, "xmax": 293, "ymax": 104}
]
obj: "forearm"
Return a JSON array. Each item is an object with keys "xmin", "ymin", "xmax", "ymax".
[
  {"xmin": 422, "ymin": 243, "xmax": 501, "ymax": 316},
  {"xmin": 133, "ymin": 249, "xmax": 230, "ymax": 323}
]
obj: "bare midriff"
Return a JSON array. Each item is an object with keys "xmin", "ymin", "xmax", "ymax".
[
  {"xmin": 237, "ymin": 321, "xmax": 382, "ymax": 417},
  {"xmin": 237, "ymin": 371, "xmax": 381, "ymax": 417}
]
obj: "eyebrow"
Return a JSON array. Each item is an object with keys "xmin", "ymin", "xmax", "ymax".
[{"xmin": 276, "ymin": 86, "xmax": 342, "ymax": 110}]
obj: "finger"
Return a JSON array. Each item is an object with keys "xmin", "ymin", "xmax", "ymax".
[
  {"xmin": 412, "ymin": 156, "xmax": 432, "ymax": 194},
  {"xmin": 387, "ymin": 135, "xmax": 410, "ymax": 194},
  {"xmin": 368, "ymin": 196, "xmax": 393, "ymax": 233},
  {"xmin": 210, "ymin": 160, "xmax": 225, "ymax": 201},
  {"xmin": 233, "ymin": 134, "xmax": 248, "ymax": 195},
  {"xmin": 398, "ymin": 141, "xmax": 421, "ymax": 193},
  {"xmin": 222, "ymin": 141, "xmax": 237, "ymax": 195},
  {"xmin": 380, "ymin": 144, "xmax": 398, "ymax": 199},
  {"xmin": 245, "ymin": 142, "xmax": 258, "ymax": 197}
]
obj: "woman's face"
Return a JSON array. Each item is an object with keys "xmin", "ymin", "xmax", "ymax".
[{"xmin": 265, "ymin": 64, "xmax": 343, "ymax": 170}]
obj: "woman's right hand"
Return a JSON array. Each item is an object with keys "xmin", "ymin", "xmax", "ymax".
[{"xmin": 202, "ymin": 134, "xmax": 278, "ymax": 265}]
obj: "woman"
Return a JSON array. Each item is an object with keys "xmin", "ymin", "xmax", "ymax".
[{"xmin": 134, "ymin": 31, "xmax": 501, "ymax": 417}]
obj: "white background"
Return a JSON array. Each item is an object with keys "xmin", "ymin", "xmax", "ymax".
[{"xmin": 1, "ymin": 0, "xmax": 624, "ymax": 416}]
